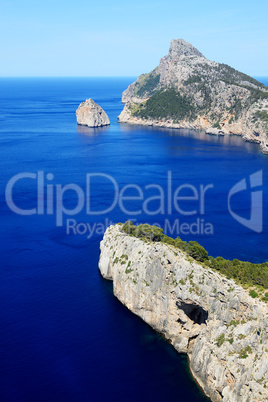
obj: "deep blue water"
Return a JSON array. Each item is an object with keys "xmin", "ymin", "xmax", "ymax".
[{"xmin": 0, "ymin": 77, "xmax": 268, "ymax": 401}]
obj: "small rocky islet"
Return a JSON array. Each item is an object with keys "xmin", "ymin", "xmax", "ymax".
[{"xmin": 76, "ymin": 98, "xmax": 110, "ymax": 127}]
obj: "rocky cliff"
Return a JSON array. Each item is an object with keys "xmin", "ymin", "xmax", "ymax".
[
  {"xmin": 118, "ymin": 39, "xmax": 268, "ymax": 153},
  {"xmin": 99, "ymin": 224, "xmax": 268, "ymax": 401},
  {"xmin": 76, "ymin": 98, "xmax": 110, "ymax": 127}
]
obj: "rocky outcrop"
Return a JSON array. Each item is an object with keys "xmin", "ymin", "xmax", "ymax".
[
  {"xmin": 76, "ymin": 98, "xmax": 110, "ymax": 127},
  {"xmin": 99, "ymin": 224, "xmax": 268, "ymax": 401},
  {"xmin": 118, "ymin": 39, "xmax": 268, "ymax": 153}
]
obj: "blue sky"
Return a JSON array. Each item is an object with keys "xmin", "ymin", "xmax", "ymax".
[{"xmin": 0, "ymin": 0, "xmax": 267, "ymax": 77}]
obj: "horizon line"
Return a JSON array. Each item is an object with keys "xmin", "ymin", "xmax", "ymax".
[
  {"xmin": 0, "ymin": 76, "xmax": 139, "ymax": 79},
  {"xmin": 0, "ymin": 75, "xmax": 267, "ymax": 79}
]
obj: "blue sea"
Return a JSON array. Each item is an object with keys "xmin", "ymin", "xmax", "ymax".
[{"xmin": 0, "ymin": 77, "xmax": 268, "ymax": 402}]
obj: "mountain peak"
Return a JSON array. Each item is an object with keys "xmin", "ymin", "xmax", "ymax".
[{"xmin": 168, "ymin": 39, "xmax": 204, "ymax": 58}]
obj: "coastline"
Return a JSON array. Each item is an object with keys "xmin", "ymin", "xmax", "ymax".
[{"xmin": 118, "ymin": 115, "xmax": 268, "ymax": 154}]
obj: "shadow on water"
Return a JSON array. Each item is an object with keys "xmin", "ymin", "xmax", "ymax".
[
  {"xmin": 119, "ymin": 121, "xmax": 262, "ymax": 149},
  {"xmin": 76, "ymin": 124, "xmax": 110, "ymax": 136}
]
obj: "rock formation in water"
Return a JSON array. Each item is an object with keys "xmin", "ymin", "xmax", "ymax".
[
  {"xmin": 99, "ymin": 224, "xmax": 268, "ymax": 402},
  {"xmin": 118, "ymin": 39, "xmax": 268, "ymax": 153},
  {"xmin": 76, "ymin": 98, "xmax": 110, "ymax": 127}
]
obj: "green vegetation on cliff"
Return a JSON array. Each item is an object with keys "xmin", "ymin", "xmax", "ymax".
[
  {"xmin": 121, "ymin": 221, "xmax": 268, "ymax": 290},
  {"xmin": 255, "ymin": 110, "xmax": 268, "ymax": 123},
  {"xmin": 216, "ymin": 63, "xmax": 266, "ymax": 89},
  {"xmin": 133, "ymin": 72, "xmax": 160, "ymax": 97},
  {"xmin": 132, "ymin": 89, "xmax": 195, "ymax": 121}
]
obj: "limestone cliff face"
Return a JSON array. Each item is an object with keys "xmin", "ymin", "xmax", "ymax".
[
  {"xmin": 99, "ymin": 225, "xmax": 268, "ymax": 402},
  {"xmin": 119, "ymin": 39, "xmax": 268, "ymax": 153},
  {"xmin": 76, "ymin": 98, "xmax": 110, "ymax": 127}
]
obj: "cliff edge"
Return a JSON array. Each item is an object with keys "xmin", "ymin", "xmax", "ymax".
[
  {"xmin": 99, "ymin": 224, "xmax": 268, "ymax": 401},
  {"xmin": 118, "ymin": 39, "xmax": 268, "ymax": 153}
]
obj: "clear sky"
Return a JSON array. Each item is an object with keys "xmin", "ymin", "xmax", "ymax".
[{"xmin": 0, "ymin": 0, "xmax": 267, "ymax": 77}]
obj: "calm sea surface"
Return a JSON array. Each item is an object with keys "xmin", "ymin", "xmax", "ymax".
[{"xmin": 0, "ymin": 77, "xmax": 267, "ymax": 401}]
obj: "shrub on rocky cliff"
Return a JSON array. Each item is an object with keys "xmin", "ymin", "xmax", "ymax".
[
  {"xmin": 122, "ymin": 221, "xmax": 164, "ymax": 242},
  {"xmin": 209, "ymin": 257, "xmax": 268, "ymax": 289},
  {"xmin": 121, "ymin": 222, "xmax": 268, "ymax": 290},
  {"xmin": 187, "ymin": 241, "xmax": 208, "ymax": 262}
]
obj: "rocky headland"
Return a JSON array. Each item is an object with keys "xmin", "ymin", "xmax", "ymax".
[
  {"xmin": 99, "ymin": 224, "xmax": 268, "ymax": 401},
  {"xmin": 118, "ymin": 39, "xmax": 268, "ymax": 153},
  {"xmin": 76, "ymin": 98, "xmax": 110, "ymax": 127}
]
